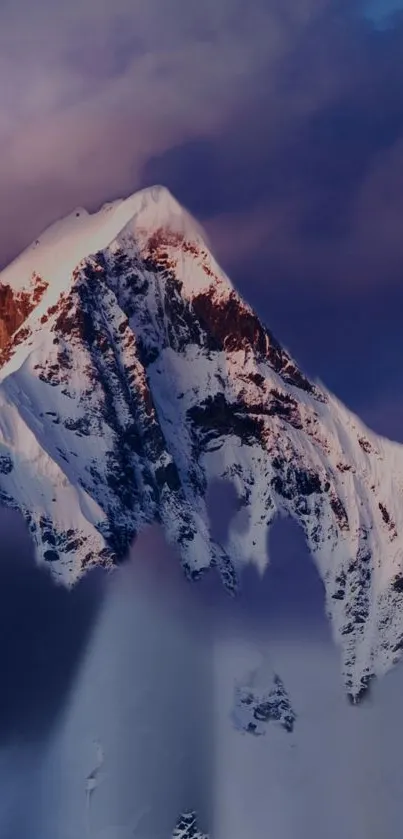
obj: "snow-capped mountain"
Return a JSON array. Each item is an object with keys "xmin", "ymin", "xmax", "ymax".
[{"xmin": 1, "ymin": 184, "xmax": 403, "ymax": 702}]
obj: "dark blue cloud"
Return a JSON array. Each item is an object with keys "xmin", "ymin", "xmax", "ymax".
[
  {"xmin": 142, "ymin": 8, "xmax": 403, "ymax": 234},
  {"xmin": 204, "ymin": 479, "xmax": 329, "ymax": 639},
  {"xmin": 366, "ymin": 0, "xmax": 403, "ymax": 25}
]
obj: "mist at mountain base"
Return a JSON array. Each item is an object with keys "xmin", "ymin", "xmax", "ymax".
[{"xmin": 1, "ymin": 495, "xmax": 403, "ymax": 838}]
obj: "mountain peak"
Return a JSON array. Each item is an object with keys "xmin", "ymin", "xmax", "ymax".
[
  {"xmin": 0, "ymin": 185, "xmax": 230, "ymax": 377},
  {"xmin": 0, "ymin": 185, "xmax": 201, "ymax": 294}
]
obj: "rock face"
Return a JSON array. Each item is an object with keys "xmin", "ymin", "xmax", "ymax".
[
  {"xmin": 232, "ymin": 668, "xmax": 296, "ymax": 736},
  {"xmin": 172, "ymin": 812, "xmax": 209, "ymax": 839},
  {"xmin": 1, "ymin": 185, "xmax": 403, "ymax": 701},
  {"xmin": 0, "ymin": 274, "xmax": 48, "ymax": 365}
]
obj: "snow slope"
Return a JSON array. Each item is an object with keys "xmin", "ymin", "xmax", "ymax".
[
  {"xmin": 34, "ymin": 534, "xmax": 403, "ymax": 839},
  {"xmin": 1, "ymin": 184, "xmax": 403, "ymax": 700},
  {"xmin": 36, "ymin": 526, "xmax": 213, "ymax": 839}
]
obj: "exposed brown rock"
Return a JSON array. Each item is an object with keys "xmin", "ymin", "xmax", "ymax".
[
  {"xmin": 0, "ymin": 274, "xmax": 48, "ymax": 367},
  {"xmin": 192, "ymin": 289, "xmax": 316, "ymax": 394},
  {"xmin": 0, "ymin": 284, "xmax": 30, "ymax": 347}
]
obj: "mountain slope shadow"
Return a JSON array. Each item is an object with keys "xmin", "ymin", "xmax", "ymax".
[
  {"xmin": 0, "ymin": 507, "xmax": 105, "ymax": 747},
  {"xmin": 204, "ymin": 480, "xmax": 332, "ymax": 644},
  {"xmin": 249, "ymin": 513, "xmax": 332, "ymax": 641}
]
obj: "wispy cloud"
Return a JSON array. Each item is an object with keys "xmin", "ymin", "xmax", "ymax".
[
  {"xmin": 1, "ymin": 0, "xmax": 403, "ymax": 435},
  {"xmin": 0, "ymin": 0, "xmax": 366, "ymax": 261}
]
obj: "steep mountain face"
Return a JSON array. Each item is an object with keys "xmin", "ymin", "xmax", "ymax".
[{"xmin": 1, "ymin": 185, "xmax": 403, "ymax": 701}]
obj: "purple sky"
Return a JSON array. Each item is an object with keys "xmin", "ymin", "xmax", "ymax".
[{"xmin": 1, "ymin": 0, "xmax": 403, "ymax": 438}]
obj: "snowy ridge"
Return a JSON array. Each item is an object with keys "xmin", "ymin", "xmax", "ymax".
[{"xmin": 0, "ymin": 185, "xmax": 403, "ymax": 699}]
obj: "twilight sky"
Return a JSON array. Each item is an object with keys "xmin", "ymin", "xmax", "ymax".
[{"xmin": 0, "ymin": 0, "xmax": 403, "ymax": 440}]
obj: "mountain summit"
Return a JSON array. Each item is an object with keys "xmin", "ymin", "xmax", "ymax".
[{"xmin": 0, "ymin": 185, "xmax": 403, "ymax": 701}]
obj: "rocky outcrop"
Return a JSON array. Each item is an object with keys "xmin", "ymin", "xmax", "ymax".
[
  {"xmin": 0, "ymin": 274, "xmax": 48, "ymax": 367},
  {"xmin": 232, "ymin": 666, "xmax": 296, "ymax": 736},
  {"xmin": 172, "ymin": 812, "xmax": 209, "ymax": 839}
]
